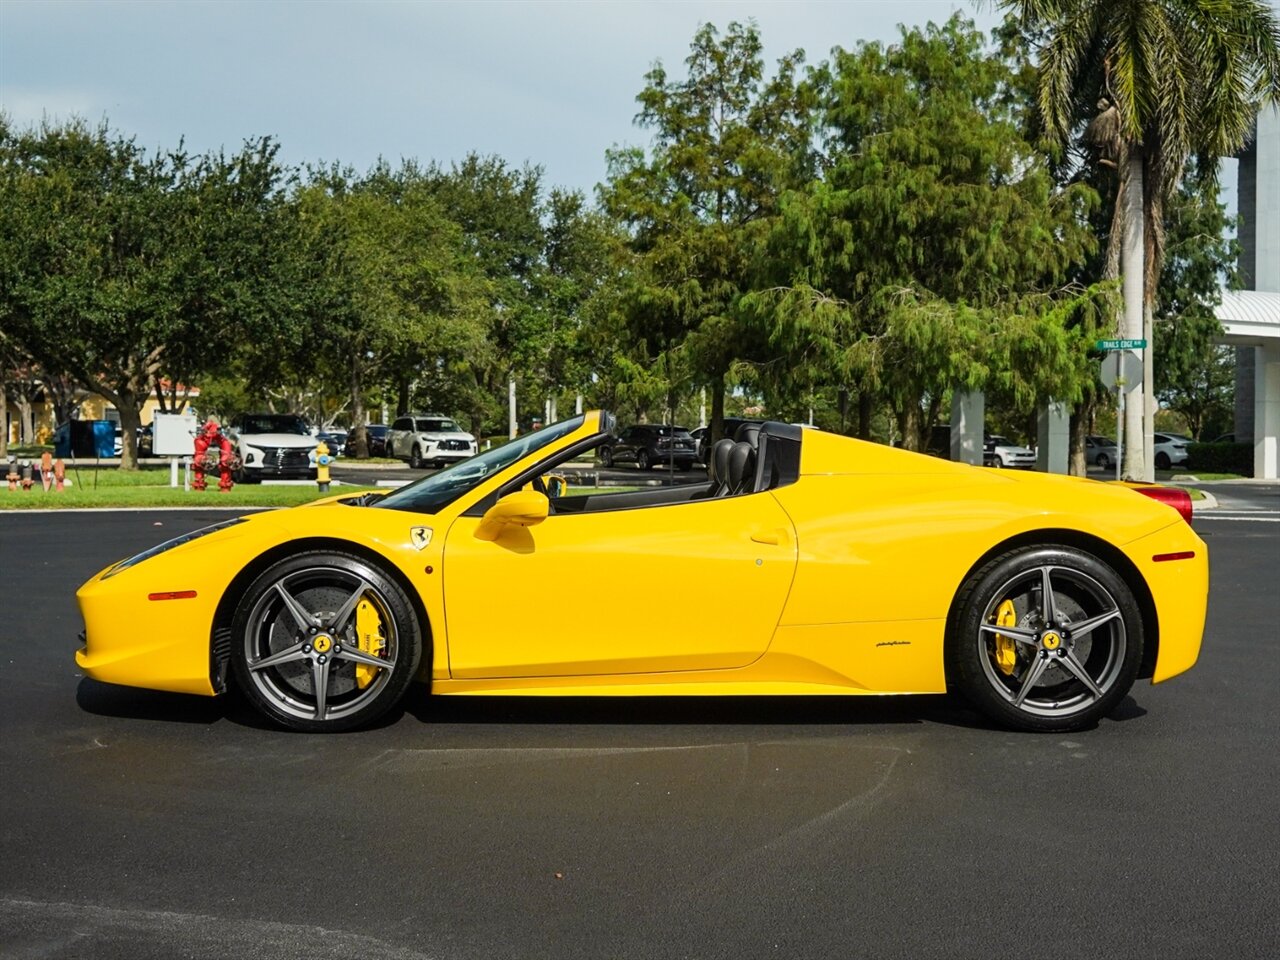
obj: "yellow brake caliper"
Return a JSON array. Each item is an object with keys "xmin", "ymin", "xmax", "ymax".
[
  {"xmin": 993, "ymin": 599, "xmax": 1018, "ymax": 676},
  {"xmin": 355, "ymin": 597, "xmax": 385, "ymax": 689}
]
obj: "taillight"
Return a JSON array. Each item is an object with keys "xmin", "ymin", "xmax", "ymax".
[{"xmin": 1132, "ymin": 485, "xmax": 1193, "ymax": 524}]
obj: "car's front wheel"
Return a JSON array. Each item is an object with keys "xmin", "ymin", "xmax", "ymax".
[
  {"xmin": 230, "ymin": 551, "xmax": 422, "ymax": 732},
  {"xmin": 599, "ymin": 447, "xmax": 613, "ymax": 467},
  {"xmin": 1096, "ymin": 453, "xmax": 1111, "ymax": 470},
  {"xmin": 409, "ymin": 445, "xmax": 425, "ymax": 469},
  {"xmin": 947, "ymin": 544, "xmax": 1143, "ymax": 732}
]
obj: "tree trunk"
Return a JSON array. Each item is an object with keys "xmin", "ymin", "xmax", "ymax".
[
  {"xmin": 350, "ymin": 357, "xmax": 367, "ymax": 459},
  {"xmin": 710, "ymin": 374, "xmax": 725, "ymax": 443},
  {"xmin": 1141, "ymin": 179, "xmax": 1165, "ymax": 481},
  {"xmin": 115, "ymin": 396, "xmax": 143, "ymax": 470},
  {"xmin": 0, "ymin": 383, "xmax": 8, "ymax": 458},
  {"xmin": 857, "ymin": 391, "xmax": 873, "ymax": 440},
  {"xmin": 1068, "ymin": 398, "xmax": 1092, "ymax": 477},
  {"xmin": 899, "ymin": 403, "xmax": 922, "ymax": 451},
  {"xmin": 396, "ymin": 378, "xmax": 410, "ymax": 417},
  {"xmin": 1121, "ymin": 149, "xmax": 1146, "ymax": 481}
]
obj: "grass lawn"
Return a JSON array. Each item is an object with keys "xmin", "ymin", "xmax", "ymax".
[{"xmin": 1, "ymin": 466, "xmax": 378, "ymax": 510}]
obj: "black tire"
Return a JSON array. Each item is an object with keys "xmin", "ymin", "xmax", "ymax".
[
  {"xmin": 990, "ymin": 457, "xmax": 1003, "ymax": 469},
  {"xmin": 637, "ymin": 449, "xmax": 651, "ymax": 470},
  {"xmin": 599, "ymin": 447, "xmax": 613, "ymax": 468},
  {"xmin": 409, "ymin": 445, "xmax": 425, "ymax": 470},
  {"xmin": 1155, "ymin": 452, "xmax": 1171, "ymax": 470},
  {"xmin": 946, "ymin": 544, "xmax": 1143, "ymax": 733},
  {"xmin": 677, "ymin": 461, "xmax": 693, "ymax": 472},
  {"xmin": 230, "ymin": 550, "xmax": 423, "ymax": 733},
  {"xmin": 1097, "ymin": 453, "xmax": 1111, "ymax": 470}
]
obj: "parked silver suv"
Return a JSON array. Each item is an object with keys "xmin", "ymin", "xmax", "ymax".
[{"xmin": 387, "ymin": 414, "xmax": 477, "ymax": 469}]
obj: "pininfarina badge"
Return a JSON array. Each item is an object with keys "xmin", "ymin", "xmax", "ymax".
[{"xmin": 410, "ymin": 526, "xmax": 433, "ymax": 550}]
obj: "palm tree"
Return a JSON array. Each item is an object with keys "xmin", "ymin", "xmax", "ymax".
[{"xmin": 1002, "ymin": 0, "xmax": 1280, "ymax": 479}]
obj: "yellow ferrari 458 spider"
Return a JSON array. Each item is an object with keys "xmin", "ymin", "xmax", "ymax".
[{"xmin": 76, "ymin": 411, "xmax": 1207, "ymax": 733}]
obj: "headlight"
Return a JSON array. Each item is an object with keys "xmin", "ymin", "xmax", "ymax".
[{"xmin": 102, "ymin": 518, "xmax": 247, "ymax": 579}]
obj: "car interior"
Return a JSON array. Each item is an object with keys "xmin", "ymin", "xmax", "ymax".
[{"xmin": 473, "ymin": 420, "xmax": 804, "ymax": 517}]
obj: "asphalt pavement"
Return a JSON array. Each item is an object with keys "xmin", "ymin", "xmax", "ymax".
[{"xmin": 1, "ymin": 486, "xmax": 1277, "ymax": 959}]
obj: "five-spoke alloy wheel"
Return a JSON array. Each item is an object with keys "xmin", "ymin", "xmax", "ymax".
[
  {"xmin": 231, "ymin": 551, "xmax": 422, "ymax": 732},
  {"xmin": 948, "ymin": 545, "xmax": 1143, "ymax": 732}
]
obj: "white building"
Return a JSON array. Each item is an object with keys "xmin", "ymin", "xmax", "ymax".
[{"xmin": 1218, "ymin": 107, "xmax": 1280, "ymax": 479}]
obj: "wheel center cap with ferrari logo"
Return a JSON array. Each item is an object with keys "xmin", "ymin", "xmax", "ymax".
[
  {"xmin": 312, "ymin": 634, "xmax": 333, "ymax": 654},
  {"xmin": 1041, "ymin": 631, "xmax": 1062, "ymax": 651}
]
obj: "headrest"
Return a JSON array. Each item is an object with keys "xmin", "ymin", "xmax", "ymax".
[
  {"xmin": 734, "ymin": 423, "xmax": 762, "ymax": 448},
  {"xmin": 710, "ymin": 438, "xmax": 735, "ymax": 486},
  {"xmin": 727, "ymin": 441, "xmax": 754, "ymax": 494}
]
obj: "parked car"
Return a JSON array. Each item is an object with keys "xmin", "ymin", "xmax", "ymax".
[
  {"xmin": 344, "ymin": 424, "xmax": 389, "ymax": 458},
  {"xmin": 1211, "ymin": 433, "xmax": 1235, "ymax": 444},
  {"xmin": 599, "ymin": 424, "xmax": 698, "ymax": 470},
  {"xmin": 690, "ymin": 426, "xmax": 709, "ymax": 463},
  {"xmin": 316, "ymin": 429, "xmax": 347, "ymax": 457},
  {"xmin": 75, "ymin": 410, "xmax": 1208, "ymax": 734},
  {"xmin": 1153, "ymin": 433, "xmax": 1190, "ymax": 469},
  {"xmin": 227, "ymin": 413, "xmax": 318, "ymax": 482},
  {"xmin": 387, "ymin": 414, "xmax": 477, "ymax": 469},
  {"xmin": 1085, "ymin": 435, "xmax": 1118, "ymax": 469},
  {"xmin": 984, "ymin": 435, "xmax": 1036, "ymax": 469}
]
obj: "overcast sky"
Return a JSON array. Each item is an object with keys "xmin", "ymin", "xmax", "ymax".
[{"xmin": 1, "ymin": 0, "xmax": 996, "ymax": 194}]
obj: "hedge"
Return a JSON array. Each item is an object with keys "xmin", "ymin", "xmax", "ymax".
[{"xmin": 1186, "ymin": 442, "xmax": 1253, "ymax": 476}]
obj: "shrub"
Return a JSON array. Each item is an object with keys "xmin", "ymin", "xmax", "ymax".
[{"xmin": 1187, "ymin": 442, "xmax": 1253, "ymax": 476}]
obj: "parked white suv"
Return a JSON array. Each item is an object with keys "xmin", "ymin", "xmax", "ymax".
[
  {"xmin": 1153, "ymin": 433, "xmax": 1190, "ymax": 469},
  {"xmin": 388, "ymin": 414, "xmax": 477, "ymax": 469},
  {"xmin": 227, "ymin": 413, "xmax": 318, "ymax": 482}
]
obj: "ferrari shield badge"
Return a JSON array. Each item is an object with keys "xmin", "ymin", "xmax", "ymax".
[{"xmin": 410, "ymin": 526, "xmax": 433, "ymax": 551}]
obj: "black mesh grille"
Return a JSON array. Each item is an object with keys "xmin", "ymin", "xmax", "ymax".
[
  {"xmin": 211, "ymin": 625, "xmax": 233, "ymax": 693},
  {"xmin": 438, "ymin": 439, "xmax": 470, "ymax": 451}
]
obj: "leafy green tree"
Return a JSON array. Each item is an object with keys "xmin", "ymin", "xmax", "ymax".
[
  {"xmin": 1002, "ymin": 0, "xmax": 1280, "ymax": 477},
  {"xmin": 285, "ymin": 163, "xmax": 488, "ymax": 456},
  {"xmin": 0, "ymin": 119, "xmax": 290, "ymax": 468},
  {"xmin": 420, "ymin": 154, "xmax": 545, "ymax": 434},
  {"xmin": 751, "ymin": 16, "xmax": 1098, "ymax": 448},
  {"xmin": 602, "ymin": 20, "xmax": 811, "ymax": 438},
  {"xmin": 1154, "ymin": 170, "xmax": 1237, "ymax": 439}
]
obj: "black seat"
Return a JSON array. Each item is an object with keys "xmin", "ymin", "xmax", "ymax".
[
  {"xmin": 707, "ymin": 438, "xmax": 736, "ymax": 496},
  {"xmin": 726, "ymin": 441, "xmax": 755, "ymax": 495}
]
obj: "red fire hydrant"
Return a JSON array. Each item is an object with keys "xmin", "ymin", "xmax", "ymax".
[{"xmin": 192, "ymin": 420, "xmax": 236, "ymax": 492}]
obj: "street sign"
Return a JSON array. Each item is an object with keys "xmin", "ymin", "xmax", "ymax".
[
  {"xmin": 1100, "ymin": 350, "xmax": 1142, "ymax": 391},
  {"xmin": 1096, "ymin": 338, "xmax": 1148, "ymax": 350}
]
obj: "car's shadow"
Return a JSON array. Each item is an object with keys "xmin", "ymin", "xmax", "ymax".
[{"xmin": 76, "ymin": 678, "xmax": 1146, "ymax": 732}]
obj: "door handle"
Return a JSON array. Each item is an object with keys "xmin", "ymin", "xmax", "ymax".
[{"xmin": 750, "ymin": 529, "xmax": 783, "ymax": 546}]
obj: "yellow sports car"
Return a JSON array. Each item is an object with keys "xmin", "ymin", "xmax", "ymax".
[{"xmin": 76, "ymin": 411, "xmax": 1207, "ymax": 733}]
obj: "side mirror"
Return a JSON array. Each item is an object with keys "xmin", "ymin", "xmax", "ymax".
[
  {"xmin": 475, "ymin": 489, "xmax": 549, "ymax": 541},
  {"xmin": 545, "ymin": 474, "xmax": 568, "ymax": 499}
]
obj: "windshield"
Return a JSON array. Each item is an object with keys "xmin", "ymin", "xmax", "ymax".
[
  {"xmin": 375, "ymin": 415, "xmax": 585, "ymax": 515},
  {"xmin": 240, "ymin": 415, "xmax": 311, "ymax": 436},
  {"xmin": 415, "ymin": 418, "xmax": 458, "ymax": 432}
]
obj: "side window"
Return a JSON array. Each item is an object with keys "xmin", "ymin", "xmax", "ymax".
[{"xmin": 393, "ymin": 418, "xmax": 409, "ymax": 432}]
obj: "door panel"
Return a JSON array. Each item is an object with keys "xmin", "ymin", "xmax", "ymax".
[{"xmin": 442, "ymin": 492, "xmax": 797, "ymax": 678}]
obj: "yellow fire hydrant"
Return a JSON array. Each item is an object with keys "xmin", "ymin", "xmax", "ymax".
[{"xmin": 313, "ymin": 441, "xmax": 332, "ymax": 493}]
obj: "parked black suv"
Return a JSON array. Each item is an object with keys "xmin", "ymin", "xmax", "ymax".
[{"xmin": 600, "ymin": 424, "xmax": 698, "ymax": 470}]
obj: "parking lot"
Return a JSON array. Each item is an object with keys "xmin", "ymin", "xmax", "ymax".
[{"xmin": 1, "ymin": 484, "xmax": 1277, "ymax": 959}]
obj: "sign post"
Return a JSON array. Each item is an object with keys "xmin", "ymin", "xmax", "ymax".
[{"xmin": 1098, "ymin": 342, "xmax": 1145, "ymax": 481}]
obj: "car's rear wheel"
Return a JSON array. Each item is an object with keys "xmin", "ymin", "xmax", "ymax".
[
  {"xmin": 1096, "ymin": 453, "xmax": 1111, "ymax": 470},
  {"xmin": 947, "ymin": 544, "xmax": 1142, "ymax": 732},
  {"xmin": 230, "ymin": 551, "xmax": 422, "ymax": 732},
  {"xmin": 637, "ymin": 450, "xmax": 651, "ymax": 470},
  {"xmin": 409, "ymin": 445, "xmax": 425, "ymax": 469},
  {"xmin": 599, "ymin": 447, "xmax": 613, "ymax": 468},
  {"xmin": 1155, "ymin": 452, "xmax": 1171, "ymax": 470}
]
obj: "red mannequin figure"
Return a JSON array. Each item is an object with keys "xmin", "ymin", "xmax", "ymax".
[{"xmin": 192, "ymin": 420, "xmax": 236, "ymax": 492}]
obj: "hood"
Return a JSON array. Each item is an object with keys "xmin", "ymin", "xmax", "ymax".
[{"xmin": 235, "ymin": 433, "xmax": 318, "ymax": 448}]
